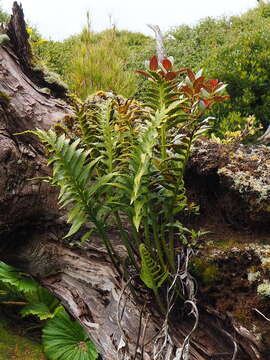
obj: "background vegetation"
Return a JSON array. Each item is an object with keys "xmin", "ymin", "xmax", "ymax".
[
  {"xmin": 32, "ymin": 14, "xmax": 154, "ymax": 100},
  {"xmin": 3, "ymin": 1, "xmax": 270, "ymax": 137},
  {"xmin": 31, "ymin": 1, "xmax": 270, "ymax": 139},
  {"xmin": 165, "ymin": 2, "xmax": 270, "ymax": 134}
]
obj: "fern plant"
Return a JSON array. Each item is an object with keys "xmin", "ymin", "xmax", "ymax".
[
  {"xmin": 134, "ymin": 57, "xmax": 229, "ymax": 271},
  {"xmin": 139, "ymin": 244, "xmax": 169, "ymax": 312},
  {"xmin": 28, "ymin": 129, "xmax": 121, "ymax": 270},
  {"xmin": 28, "ymin": 55, "xmax": 229, "ymax": 311}
]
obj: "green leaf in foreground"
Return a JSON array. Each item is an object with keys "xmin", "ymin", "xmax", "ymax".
[
  {"xmin": 20, "ymin": 303, "xmax": 61, "ymax": 320},
  {"xmin": 0, "ymin": 261, "xmax": 38, "ymax": 294},
  {"xmin": 42, "ymin": 307, "xmax": 98, "ymax": 360}
]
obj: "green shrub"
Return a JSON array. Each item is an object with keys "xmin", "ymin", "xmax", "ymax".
[
  {"xmin": 0, "ymin": 5, "xmax": 9, "ymax": 23},
  {"xmin": 202, "ymin": 12, "xmax": 270, "ymax": 131},
  {"xmin": 165, "ymin": 3, "xmax": 270, "ymax": 134},
  {"xmin": 165, "ymin": 17, "xmax": 231, "ymax": 71}
]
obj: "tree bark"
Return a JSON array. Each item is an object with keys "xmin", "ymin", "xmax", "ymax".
[
  {"xmin": 0, "ymin": 2, "xmax": 71, "ymax": 231},
  {"xmin": 0, "ymin": 3, "xmax": 270, "ymax": 360}
]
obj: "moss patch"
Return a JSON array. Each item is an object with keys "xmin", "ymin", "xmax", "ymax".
[
  {"xmin": 0, "ymin": 316, "xmax": 46, "ymax": 360},
  {"xmin": 190, "ymin": 257, "xmax": 219, "ymax": 284}
]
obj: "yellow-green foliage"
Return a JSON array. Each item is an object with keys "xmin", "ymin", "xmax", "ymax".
[
  {"xmin": 0, "ymin": 5, "xmax": 9, "ymax": 24},
  {"xmin": 211, "ymin": 113, "xmax": 262, "ymax": 144},
  {"xmin": 191, "ymin": 257, "xmax": 219, "ymax": 284},
  {"xmin": 32, "ymin": 27, "xmax": 153, "ymax": 99},
  {"xmin": 65, "ymin": 26, "xmax": 138, "ymax": 100}
]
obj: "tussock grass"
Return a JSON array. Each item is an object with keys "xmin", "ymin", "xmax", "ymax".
[{"xmin": 65, "ymin": 24, "xmax": 138, "ymax": 99}]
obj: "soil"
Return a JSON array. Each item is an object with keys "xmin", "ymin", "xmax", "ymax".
[{"xmin": 189, "ymin": 220, "xmax": 270, "ymax": 356}]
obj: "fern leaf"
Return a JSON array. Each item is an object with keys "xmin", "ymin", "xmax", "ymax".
[
  {"xmin": 32, "ymin": 130, "xmax": 97, "ymax": 238},
  {"xmin": 127, "ymin": 110, "xmax": 165, "ymax": 230},
  {"xmin": 139, "ymin": 244, "xmax": 169, "ymax": 291}
]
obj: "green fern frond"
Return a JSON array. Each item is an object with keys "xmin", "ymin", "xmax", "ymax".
[
  {"xmin": 33, "ymin": 129, "xmax": 118, "ymax": 240},
  {"xmin": 78, "ymin": 100, "xmax": 133, "ymax": 175},
  {"xmin": 141, "ymin": 71, "xmax": 183, "ymax": 112},
  {"xmin": 139, "ymin": 244, "xmax": 169, "ymax": 291},
  {"xmin": 77, "ymin": 108, "xmax": 94, "ymax": 145},
  {"xmin": 94, "ymin": 101, "xmax": 122, "ymax": 173},
  {"xmin": 127, "ymin": 110, "xmax": 166, "ymax": 230}
]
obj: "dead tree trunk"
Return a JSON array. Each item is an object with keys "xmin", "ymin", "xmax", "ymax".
[
  {"xmin": 0, "ymin": 3, "xmax": 270, "ymax": 359},
  {"xmin": 0, "ymin": 2, "xmax": 71, "ymax": 232}
]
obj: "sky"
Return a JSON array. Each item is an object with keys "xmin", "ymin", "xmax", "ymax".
[{"xmin": 0, "ymin": 0, "xmax": 259, "ymax": 41}]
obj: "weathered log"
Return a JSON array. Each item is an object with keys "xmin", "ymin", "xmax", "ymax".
[
  {"xmin": 2, "ymin": 233, "xmax": 269, "ymax": 360},
  {"xmin": 0, "ymin": 2, "xmax": 71, "ymax": 231},
  {"xmin": 0, "ymin": 3, "xmax": 270, "ymax": 360}
]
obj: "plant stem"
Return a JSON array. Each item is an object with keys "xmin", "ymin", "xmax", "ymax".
[
  {"xmin": 143, "ymin": 218, "xmax": 151, "ymax": 251},
  {"xmin": 153, "ymin": 289, "xmax": 166, "ymax": 314},
  {"xmin": 114, "ymin": 212, "xmax": 140, "ymax": 272},
  {"xmin": 93, "ymin": 217, "xmax": 122, "ymax": 276},
  {"xmin": 161, "ymin": 124, "xmax": 167, "ymax": 162},
  {"xmin": 150, "ymin": 213, "xmax": 165, "ymax": 269},
  {"xmin": 0, "ymin": 301, "xmax": 28, "ymax": 306},
  {"xmin": 130, "ymin": 222, "xmax": 141, "ymax": 251},
  {"xmin": 160, "ymin": 221, "xmax": 175, "ymax": 272}
]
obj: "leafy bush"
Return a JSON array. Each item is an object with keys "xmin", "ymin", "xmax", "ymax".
[
  {"xmin": 165, "ymin": 17, "xmax": 231, "ymax": 70},
  {"xmin": 202, "ymin": 17, "xmax": 270, "ymax": 131},
  {"xmin": 165, "ymin": 3, "xmax": 270, "ymax": 134},
  {"xmin": 32, "ymin": 3, "xmax": 270, "ymax": 138}
]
